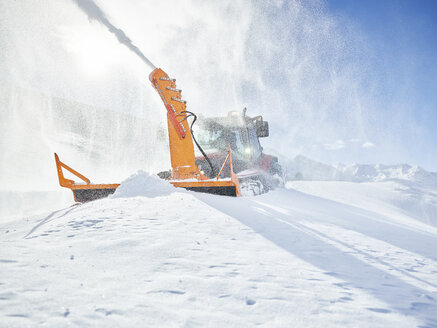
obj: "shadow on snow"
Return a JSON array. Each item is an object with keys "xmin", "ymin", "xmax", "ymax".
[{"xmin": 195, "ymin": 188, "xmax": 437, "ymax": 327}]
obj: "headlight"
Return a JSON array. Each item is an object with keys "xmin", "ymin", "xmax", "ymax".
[{"xmin": 244, "ymin": 147, "xmax": 252, "ymax": 154}]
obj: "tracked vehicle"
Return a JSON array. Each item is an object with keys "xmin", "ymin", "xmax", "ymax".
[{"xmin": 191, "ymin": 109, "xmax": 282, "ymax": 193}]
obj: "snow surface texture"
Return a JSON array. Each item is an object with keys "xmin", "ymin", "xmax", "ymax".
[{"xmin": 1, "ymin": 174, "xmax": 437, "ymax": 327}]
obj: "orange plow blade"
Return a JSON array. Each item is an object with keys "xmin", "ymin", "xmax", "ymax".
[
  {"xmin": 55, "ymin": 68, "xmax": 241, "ymax": 202},
  {"xmin": 55, "ymin": 149, "xmax": 240, "ymax": 203}
]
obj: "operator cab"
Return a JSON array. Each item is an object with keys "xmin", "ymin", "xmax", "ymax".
[{"xmin": 193, "ymin": 108, "xmax": 270, "ymax": 176}]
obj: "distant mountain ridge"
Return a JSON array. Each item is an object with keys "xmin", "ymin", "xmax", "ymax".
[{"xmin": 282, "ymin": 155, "xmax": 437, "ymax": 185}]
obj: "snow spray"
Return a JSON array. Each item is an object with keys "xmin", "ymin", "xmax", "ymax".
[
  {"xmin": 2, "ymin": 0, "xmax": 412, "ymax": 220},
  {"xmin": 71, "ymin": 0, "xmax": 156, "ymax": 69}
]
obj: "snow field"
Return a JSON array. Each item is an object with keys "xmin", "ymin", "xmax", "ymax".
[{"xmin": 2, "ymin": 182, "xmax": 436, "ymax": 326}]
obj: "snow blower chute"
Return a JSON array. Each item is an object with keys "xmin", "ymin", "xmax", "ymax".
[{"xmin": 55, "ymin": 68, "xmax": 241, "ymax": 202}]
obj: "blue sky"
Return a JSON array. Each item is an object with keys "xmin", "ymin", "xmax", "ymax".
[
  {"xmin": 1, "ymin": 0, "xmax": 435, "ymax": 173},
  {"xmin": 325, "ymin": 0, "xmax": 437, "ymax": 170},
  {"xmin": 327, "ymin": 0, "xmax": 437, "ymax": 104}
]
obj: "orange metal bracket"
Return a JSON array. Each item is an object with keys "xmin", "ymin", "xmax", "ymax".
[
  {"xmin": 55, "ymin": 153, "xmax": 90, "ymax": 187},
  {"xmin": 216, "ymin": 145, "xmax": 241, "ymax": 196},
  {"xmin": 171, "ymin": 145, "xmax": 241, "ymax": 197},
  {"xmin": 226, "ymin": 145, "xmax": 241, "ymax": 197},
  {"xmin": 54, "ymin": 153, "xmax": 120, "ymax": 191}
]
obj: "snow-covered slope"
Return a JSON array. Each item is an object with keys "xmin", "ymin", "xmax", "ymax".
[
  {"xmin": 1, "ymin": 174, "xmax": 436, "ymax": 327},
  {"xmin": 287, "ymin": 180, "xmax": 437, "ymax": 229}
]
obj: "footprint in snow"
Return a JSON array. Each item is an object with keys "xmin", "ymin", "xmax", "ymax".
[
  {"xmin": 219, "ymin": 295, "xmax": 230, "ymax": 298},
  {"xmin": 0, "ymin": 259, "xmax": 17, "ymax": 263},
  {"xmin": 0, "ymin": 292, "xmax": 16, "ymax": 300},
  {"xmin": 366, "ymin": 308, "xmax": 391, "ymax": 314},
  {"xmin": 166, "ymin": 290, "xmax": 185, "ymax": 295},
  {"xmin": 6, "ymin": 314, "xmax": 28, "ymax": 318},
  {"xmin": 410, "ymin": 302, "xmax": 435, "ymax": 311},
  {"xmin": 382, "ymin": 283, "xmax": 396, "ymax": 287},
  {"xmin": 246, "ymin": 299, "xmax": 256, "ymax": 306},
  {"xmin": 332, "ymin": 282, "xmax": 351, "ymax": 290},
  {"xmin": 148, "ymin": 290, "xmax": 186, "ymax": 295},
  {"xmin": 95, "ymin": 308, "xmax": 122, "ymax": 316}
]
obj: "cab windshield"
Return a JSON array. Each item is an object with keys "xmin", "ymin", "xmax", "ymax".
[{"xmin": 194, "ymin": 123, "xmax": 245, "ymax": 155}]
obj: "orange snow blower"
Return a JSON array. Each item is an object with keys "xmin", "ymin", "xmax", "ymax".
[{"xmin": 55, "ymin": 68, "xmax": 241, "ymax": 202}]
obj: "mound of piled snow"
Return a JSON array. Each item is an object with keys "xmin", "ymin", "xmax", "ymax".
[{"xmin": 112, "ymin": 170, "xmax": 175, "ymax": 198}]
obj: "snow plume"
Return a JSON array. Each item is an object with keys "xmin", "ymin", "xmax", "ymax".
[
  {"xmin": 0, "ymin": 0, "xmax": 433, "ymax": 201},
  {"xmin": 71, "ymin": 0, "xmax": 155, "ymax": 69}
]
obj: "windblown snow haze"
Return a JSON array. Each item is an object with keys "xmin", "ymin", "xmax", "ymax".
[{"xmin": 0, "ymin": 1, "xmax": 436, "ymax": 326}]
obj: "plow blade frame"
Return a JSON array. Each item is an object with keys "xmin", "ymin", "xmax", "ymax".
[
  {"xmin": 55, "ymin": 146, "xmax": 240, "ymax": 202},
  {"xmin": 54, "ymin": 153, "xmax": 120, "ymax": 202}
]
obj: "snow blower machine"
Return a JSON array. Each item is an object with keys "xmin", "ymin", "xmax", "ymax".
[{"xmin": 54, "ymin": 68, "xmax": 282, "ymax": 202}]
